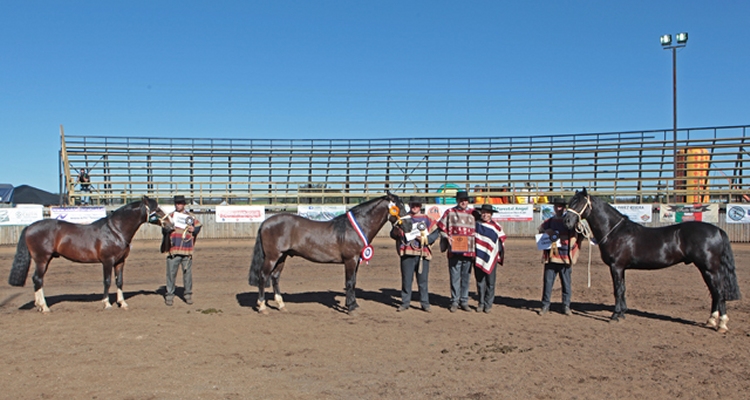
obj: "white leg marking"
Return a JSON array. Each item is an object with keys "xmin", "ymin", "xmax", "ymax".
[
  {"xmin": 35, "ymin": 289, "xmax": 50, "ymax": 313},
  {"xmin": 706, "ymin": 311, "xmax": 719, "ymax": 328},
  {"xmin": 718, "ymin": 315, "xmax": 729, "ymax": 333},
  {"xmin": 117, "ymin": 289, "xmax": 129, "ymax": 310},
  {"xmin": 102, "ymin": 296, "xmax": 112, "ymax": 310},
  {"xmin": 257, "ymin": 298, "xmax": 268, "ymax": 313},
  {"xmin": 275, "ymin": 293, "xmax": 286, "ymax": 310}
]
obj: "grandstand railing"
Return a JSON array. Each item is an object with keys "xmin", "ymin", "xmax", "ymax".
[{"xmin": 59, "ymin": 125, "xmax": 749, "ymax": 206}]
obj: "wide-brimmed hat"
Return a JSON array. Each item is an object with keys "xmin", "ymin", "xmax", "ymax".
[
  {"xmin": 408, "ymin": 196, "xmax": 424, "ymax": 207},
  {"xmin": 478, "ymin": 204, "xmax": 497, "ymax": 213},
  {"xmin": 455, "ymin": 190, "xmax": 469, "ymax": 200},
  {"xmin": 551, "ymin": 197, "xmax": 567, "ymax": 205},
  {"xmin": 174, "ymin": 195, "xmax": 186, "ymax": 204}
]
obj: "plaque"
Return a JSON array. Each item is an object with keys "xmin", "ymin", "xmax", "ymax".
[{"xmin": 451, "ymin": 235, "xmax": 470, "ymax": 253}]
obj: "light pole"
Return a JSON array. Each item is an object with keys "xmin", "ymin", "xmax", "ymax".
[{"xmin": 661, "ymin": 32, "xmax": 688, "ymax": 203}]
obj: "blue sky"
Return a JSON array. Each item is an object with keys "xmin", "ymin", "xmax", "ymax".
[{"xmin": 2, "ymin": 1, "xmax": 749, "ymax": 193}]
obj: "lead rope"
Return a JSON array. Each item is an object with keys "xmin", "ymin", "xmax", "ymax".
[{"xmin": 575, "ymin": 219, "xmax": 594, "ymax": 288}]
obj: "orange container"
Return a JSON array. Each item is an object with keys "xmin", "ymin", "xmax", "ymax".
[{"xmin": 675, "ymin": 148, "xmax": 710, "ymax": 203}]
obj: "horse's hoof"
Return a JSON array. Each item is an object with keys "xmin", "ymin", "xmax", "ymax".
[
  {"xmin": 705, "ymin": 319, "xmax": 718, "ymax": 329},
  {"xmin": 119, "ymin": 304, "xmax": 129, "ymax": 310},
  {"xmin": 348, "ymin": 308, "xmax": 360, "ymax": 317},
  {"xmin": 279, "ymin": 306, "xmax": 288, "ymax": 313},
  {"xmin": 258, "ymin": 308, "xmax": 269, "ymax": 315},
  {"xmin": 717, "ymin": 327, "xmax": 728, "ymax": 334}
]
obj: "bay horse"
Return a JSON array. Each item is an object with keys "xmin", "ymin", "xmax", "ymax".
[
  {"xmin": 248, "ymin": 191, "xmax": 412, "ymax": 315},
  {"xmin": 563, "ymin": 188, "xmax": 741, "ymax": 332},
  {"xmin": 8, "ymin": 196, "xmax": 173, "ymax": 313}
]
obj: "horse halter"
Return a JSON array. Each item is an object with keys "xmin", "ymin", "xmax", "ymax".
[
  {"xmin": 567, "ymin": 194, "xmax": 624, "ymax": 245},
  {"xmin": 144, "ymin": 204, "xmax": 170, "ymax": 226},
  {"xmin": 565, "ymin": 195, "xmax": 591, "ymax": 222}
]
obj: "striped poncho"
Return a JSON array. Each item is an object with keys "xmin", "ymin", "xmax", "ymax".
[{"xmin": 474, "ymin": 220, "xmax": 506, "ymax": 274}]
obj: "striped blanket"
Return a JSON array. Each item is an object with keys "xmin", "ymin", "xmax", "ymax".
[{"xmin": 475, "ymin": 220, "xmax": 506, "ymax": 274}]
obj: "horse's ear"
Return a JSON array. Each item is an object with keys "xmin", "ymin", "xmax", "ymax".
[
  {"xmin": 580, "ymin": 187, "xmax": 587, "ymax": 195},
  {"xmin": 142, "ymin": 195, "xmax": 149, "ymax": 203}
]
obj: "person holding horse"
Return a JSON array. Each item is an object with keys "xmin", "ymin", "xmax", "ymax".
[
  {"xmin": 473, "ymin": 204, "xmax": 506, "ymax": 314},
  {"xmin": 390, "ymin": 196, "xmax": 440, "ymax": 312},
  {"xmin": 538, "ymin": 196, "xmax": 581, "ymax": 316},
  {"xmin": 161, "ymin": 195, "xmax": 202, "ymax": 306},
  {"xmin": 436, "ymin": 190, "xmax": 476, "ymax": 312}
]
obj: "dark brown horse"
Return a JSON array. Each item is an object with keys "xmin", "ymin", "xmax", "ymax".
[
  {"xmin": 8, "ymin": 196, "xmax": 172, "ymax": 312},
  {"xmin": 564, "ymin": 188, "xmax": 741, "ymax": 332},
  {"xmin": 249, "ymin": 191, "xmax": 412, "ymax": 315}
]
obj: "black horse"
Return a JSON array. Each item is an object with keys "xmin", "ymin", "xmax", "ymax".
[
  {"xmin": 563, "ymin": 188, "xmax": 740, "ymax": 332},
  {"xmin": 249, "ymin": 191, "xmax": 412, "ymax": 315},
  {"xmin": 8, "ymin": 196, "xmax": 172, "ymax": 312}
]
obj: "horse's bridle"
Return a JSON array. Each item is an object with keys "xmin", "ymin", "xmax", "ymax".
[
  {"xmin": 565, "ymin": 195, "xmax": 591, "ymax": 222},
  {"xmin": 145, "ymin": 204, "xmax": 170, "ymax": 226},
  {"xmin": 566, "ymin": 194, "xmax": 625, "ymax": 245}
]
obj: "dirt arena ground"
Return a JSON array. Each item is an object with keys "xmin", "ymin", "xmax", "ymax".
[{"xmin": 1, "ymin": 237, "xmax": 750, "ymax": 399}]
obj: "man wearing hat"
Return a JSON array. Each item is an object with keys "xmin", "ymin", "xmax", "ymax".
[
  {"xmin": 161, "ymin": 195, "xmax": 202, "ymax": 306},
  {"xmin": 436, "ymin": 190, "xmax": 476, "ymax": 312},
  {"xmin": 538, "ymin": 196, "xmax": 581, "ymax": 316},
  {"xmin": 390, "ymin": 196, "xmax": 440, "ymax": 312},
  {"xmin": 473, "ymin": 204, "xmax": 506, "ymax": 313}
]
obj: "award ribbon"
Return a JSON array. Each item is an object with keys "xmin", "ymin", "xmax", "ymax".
[{"xmin": 347, "ymin": 211, "xmax": 373, "ymax": 263}]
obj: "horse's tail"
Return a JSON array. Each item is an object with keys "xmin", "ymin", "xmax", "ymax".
[
  {"xmin": 248, "ymin": 226, "xmax": 268, "ymax": 287},
  {"xmin": 719, "ymin": 230, "xmax": 741, "ymax": 301},
  {"xmin": 8, "ymin": 227, "xmax": 31, "ymax": 287}
]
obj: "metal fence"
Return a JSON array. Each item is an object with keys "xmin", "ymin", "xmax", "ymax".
[{"xmin": 59, "ymin": 125, "xmax": 749, "ymax": 206}]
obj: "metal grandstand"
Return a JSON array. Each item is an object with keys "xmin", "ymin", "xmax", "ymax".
[{"xmin": 58, "ymin": 125, "xmax": 749, "ymax": 206}]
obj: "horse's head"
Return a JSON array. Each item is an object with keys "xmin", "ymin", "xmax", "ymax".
[
  {"xmin": 143, "ymin": 196, "xmax": 174, "ymax": 230},
  {"xmin": 386, "ymin": 191, "xmax": 413, "ymax": 233},
  {"xmin": 563, "ymin": 188, "xmax": 591, "ymax": 230}
]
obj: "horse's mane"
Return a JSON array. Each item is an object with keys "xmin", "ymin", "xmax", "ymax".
[
  {"xmin": 575, "ymin": 191, "xmax": 640, "ymax": 240},
  {"xmin": 328, "ymin": 196, "xmax": 396, "ymax": 244},
  {"xmin": 330, "ymin": 196, "xmax": 387, "ymax": 231},
  {"xmin": 587, "ymin": 194, "xmax": 631, "ymax": 221},
  {"xmin": 105, "ymin": 198, "xmax": 153, "ymax": 222}
]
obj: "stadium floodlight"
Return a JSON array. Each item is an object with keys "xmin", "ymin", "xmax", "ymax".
[{"xmin": 660, "ymin": 32, "xmax": 689, "ymax": 203}]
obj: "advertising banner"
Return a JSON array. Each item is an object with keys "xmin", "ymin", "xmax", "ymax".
[
  {"xmin": 492, "ymin": 204, "xmax": 534, "ymax": 222},
  {"xmin": 297, "ymin": 205, "xmax": 346, "ymax": 221},
  {"xmin": 50, "ymin": 206, "xmax": 107, "ymax": 224},
  {"xmin": 215, "ymin": 205, "xmax": 265, "ymax": 223},
  {"xmin": 0, "ymin": 205, "xmax": 44, "ymax": 226},
  {"xmin": 612, "ymin": 204, "xmax": 653, "ymax": 223},
  {"xmin": 726, "ymin": 204, "xmax": 750, "ymax": 224},
  {"xmin": 660, "ymin": 204, "xmax": 719, "ymax": 223}
]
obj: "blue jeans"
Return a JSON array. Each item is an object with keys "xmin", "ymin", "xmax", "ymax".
[
  {"xmin": 542, "ymin": 262, "xmax": 571, "ymax": 308},
  {"xmin": 400, "ymin": 255, "xmax": 430, "ymax": 308},
  {"xmin": 449, "ymin": 256, "xmax": 473, "ymax": 306},
  {"xmin": 80, "ymin": 187, "xmax": 91, "ymax": 205}
]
